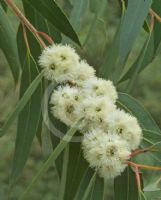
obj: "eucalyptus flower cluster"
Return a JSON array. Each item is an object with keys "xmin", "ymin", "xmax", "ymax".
[{"xmin": 39, "ymin": 44, "xmax": 143, "ymax": 179}]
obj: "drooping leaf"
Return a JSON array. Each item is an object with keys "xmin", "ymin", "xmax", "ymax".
[
  {"xmin": 125, "ymin": 34, "xmax": 152, "ymax": 92},
  {"xmin": 64, "ymin": 141, "xmax": 88, "ymax": 200},
  {"xmin": 0, "ymin": 6, "xmax": 20, "ymax": 83},
  {"xmin": 70, "ymin": 0, "xmax": 88, "ymax": 32},
  {"xmin": 118, "ymin": 0, "xmax": 152, "ymax": 64},
  {"xmin": 152, "ymin": 0, "xmax": 161, "ymax": 52},
  {"xmin": 22, "ymin": 0, "xmax": 62, "ymax": 45},
  {"xmin": 99, "ymin": 0, "xmax": 152, "ymax": 81},
  {"xmin": 58, "ymin": 146, "xmax": 69, "ymax": 200},
  {"xmin": 74, "ymin": 168, "xmax": 95, "ymax": 200},
  {"xmin": 119, "ymin": 33, "xmax": 154, "ymax": 83},
  {"xmin": 117, "ymin": 93, "xmax": 161, "ymax": 161},
  {"xmin": 89, "ymin": 175, "xmax": 104, "ymax": 200},
  {"xmin": 0, "ymin": 70, "xmax": 44, "ymax": 137},
  {"xmin": 114, "ymin": 167, "xmax": 139, "ymax": 200},
  {"xmin": 10, "ymin": 55, "xmax": 42, "ymax": 185},
  {"xmin": 81, "ymin": 172, "xmax": 97, "ymax": 200},
  {"xmin": 19, "ymin": 120, "xmax": 82, "ymax": 200},
  {"xmin": 62, "ymin": 0, "xmax": 89, "ymax": 44},
  {"xmin": 117, "ymin": 93, "xmax": 161, "ymax": 134},
  {"xmin": 24, "ymin": 0, "xmax": 80, "ymax": 45},
  {"xmin": 83, "ymin": 0, "xmax": 107, "ymax": 46}
]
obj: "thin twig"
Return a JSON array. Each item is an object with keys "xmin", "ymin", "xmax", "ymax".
[
  {"xmin": 5, "ymin": 0, "xmax": 47, "ymax": 48},
  {"xmin": 130, "ymin": 149, "xmax": 148, "ymax": 158},
  {"xmin": 37, "ymin": 31, "xmax": 54, "ymax": 45},
  {"xmin": 22, "ymin": 23, "xmax": 31, "ymax": 53},
  {"xmin": 150, "ymin": 8, "xmax": 161, "ymax": 24},
  {"xmin": 134, "ymin": 165, "xmax": 141, "ymax": 190},
  {"xmin": 149, "ymin": 10, "xmax": 155, "ymax": 33},
  {"xmin": 127, "ymin": 161, "xmax": 161, "ymax": 172}
]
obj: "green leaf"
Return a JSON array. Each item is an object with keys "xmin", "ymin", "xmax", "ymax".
[
  {"xmin": 24, "ymin": 0, "xmax": 80, "ymax": 45},
  {"xmin": 89, "ymin": 0, "xmax": 99, "ymax": 13},
  {"xmin": 114, "ymin": 167, "xmax": 139, "ymax": 200},
  {"xmin": 119, "ymin": 33, "xmax": 154, "ymax": 83},
  {"xmin": 0, "ymin": 70, "xmax": 44, "ymax": 137},
  {"xmin": 118, "ymin": 0, "xmax": 152, "ymax": 64},
  {"xmin": 83, "ymin": 0, "xmax": 107, "ymax": 46},
  {"xmin": 74, "ymin": 168, "xmax": 95, "ymax": 200},
  {"xmin": 70, "ymin": 0, "xmax": 88, "ymax": 32},
  {"xmin": 81, "ymin": 173, "xmax": 97, "ymax": 200},
  {"xmin": 62, "ymin": 0, "xmax": 89, "ymax": 44},
  {"xmin": 22, "ymin": 0, "xmax": 62, "ymax": 44},
  {"xmin": 0, "ymin": 0, "xmax": 7, "ymax": 11},
  {"xmin": 117, "ymin": 93, "xmax": 161, "ymax": 134},
  {"xmin": 99, "ymin": 0, "xmax": 152, "ymax": 81},
  {"xmin": 117, "ymin": 93, "xmax": 161, "ymax": 162},
  {"xmin": 64, "ymin": 141, "xmax": 88, "ymax": 200},
  {"xmin": 58, "ymin": 146, "xmax": 69, "ymax": 200},
  {"xmin": 89, "ymin": 175, "xmax": 104, "ymax": 200},
  {"xmin": 10, "ymin": 55, "xmax": 43, "ymax": 185},
  {"xmin": 0, "ymin": 6, "xmax": 20, "ymax": 83},
  {"xmin": 125, "ymin": 34, "xmax": 152, "ymax": 92},
  {"xmin": 152, "ymin": 0, "xmax": 161, "ymax": 52},
  {"xmin": 19, "ymin": 120, "xmax": 82, "ymax": 200}
]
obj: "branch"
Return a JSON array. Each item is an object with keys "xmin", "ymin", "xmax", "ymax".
[{"xmin": 5, "ymin": 0, "xmax": 47, "ymax": 48}]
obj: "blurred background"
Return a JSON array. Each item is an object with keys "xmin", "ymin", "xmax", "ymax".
[{"xmin": 0, "ymin": 0, "xmax": 161, "ymax": 199}]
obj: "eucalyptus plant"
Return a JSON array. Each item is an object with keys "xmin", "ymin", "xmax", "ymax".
[{"xmin": 0, "ymin": 0, "xmax": 161, "ymax": 199}]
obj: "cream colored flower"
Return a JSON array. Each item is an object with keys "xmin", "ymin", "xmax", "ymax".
[
  {"xmin": 39, "ymin": 44, "xmax": 80, "ymax": 82},
  {"xmin": 75, "ymin": 96, "xmax": 115, "ymax": 131},
  {"xmin": 82, "ymin": 129, "xmax": 130, "ymax": 179},
  {"xmin": 83, "ymin": 77, "xmax": 118, "ymax": 102},
  {"xmin": 106, "ymin": 109, "xmax": 142, "ymax": 150},
  {"xmin": 70, "ymin": 60, "xmax": 96, "ymax": 86},
  {"xmin": 50, "ymin": 86, "xmax": 82, "ymax": 126}
]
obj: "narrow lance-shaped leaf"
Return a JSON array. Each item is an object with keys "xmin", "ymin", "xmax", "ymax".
[
  {"xmin": 19, "ymin": 119, "xmax": 82, "ymax": 200},
  {"xmin": 117, "ymin": 93, "xmax": 161, "ymax": 134},
  {"xmin": 74, "ymin": 168, "xmax": 95, "ymax": 200},
  {"xmin": 22, "ymin": 0, "xmax": 62, "ymax": 44},
  {"xmin": 0, "ymin": 6, "xmax": 20, "ymax": 83},
  {"xmin": 24, "ymin": 0, "xmax": 80, "ymax": 45},
  {"xmin": 0, "ymin": 70, "xmax": 44, "ymax": 137},
  {"xmin": 114, "ymin": 167, "xmax": 139, "ymax": 200},
  {"xmin": 10, "ymin": 55, "xmax": 42, "ymax": 185},
  {"xmin": 152, "ymin": 0, "xmax": 161, "ymax": 52},
  {"xmin": 62, "ymin": 0, "xmax": 89, "ymax": 44},
  {"xmin": 99, "ymin": 0, "xmax": 152, "ymax": 81},
  {"xmin": 117, "ymin": 93, "xmax": 161, "ymax": 162},
  {"xmin": 119, "ymin": 33, "xmax": 154, "ymax": 83},
  {"xmin": 64, "ymin": 142, "xmax": 88, "ymax": 200},
  {"xmin": 125, "ymin": 34, "xmax": 152, "ymax": 92}
]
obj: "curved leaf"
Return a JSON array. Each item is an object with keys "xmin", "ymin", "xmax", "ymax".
[
  {"xmin": 119, "ymin": 34, "xmax": 154, "ymax": 83},
  {"xmin": 117, "ymin": 93, "xmax": 161, "ymax": 134},
  {"xmin": 99, "ymin": 0, "xmax": 152, "ymax": 80},
  {"xmin": 114, "ymin": 167, "xmax": 139, "ymax": 200},
  {"xmin": 0, "ymin": 70, "xmax": 43, "ymax": 137},
  {"xmin": 10, "ymin": 55, "xmax": 43, "ymax": 185},
  {"xmin": 0, "ymin": 6, "xmax": 20, "ymax": 83},
  {"xmin": 22, "ymin": 0, "xmax": 62, "ymax": 44},
  {"xmin": 117, "ymin": 93, "xmax": 161, "ymax": 162},
  {"xmin": 19, "ymin": 120, "xmax": 82, "ymax": 200},
  {"xmin": 152, "ymin": 0, "xmax": 161, "ymax": 52},
  {"xmin": 24, "ymin": 0, "xmax": 80, "ymax": 45}
]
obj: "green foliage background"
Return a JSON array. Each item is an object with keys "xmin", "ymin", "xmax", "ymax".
[{"xmin": 0, "ymin": 0, "xmax": 161, "ymax": 199}]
